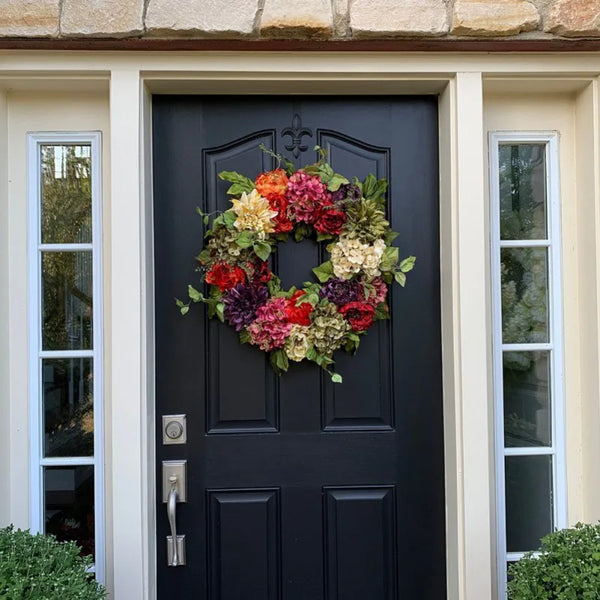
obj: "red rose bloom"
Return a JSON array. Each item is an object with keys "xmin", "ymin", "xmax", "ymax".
[
  {"xmin": 340, "ymin": 301, "xmax": 376, "ymax": 332},
  {"xmin": 267, "ymin": 195, "xmax": 294, "ymax": 233},
  {"xmin": 205, "ymin": 262, "xmax": 247, "ymax": 292},
  {"xmin": 248, "ymin": 259, "xmax": 273, "ymax": 284},
  {"xmin": 314, "ymin": 203, "xmax": 347, "ymax": 236},
  {"xmin": 285, "ymin": 290, "xmax": 314, "ymax": 326},
  {"xmin": 255, "ymin": 169, "xmax": 289, "ymax": 199}
]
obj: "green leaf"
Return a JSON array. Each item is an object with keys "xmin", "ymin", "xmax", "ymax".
[
  {"xmin": 267, "ymin": 275, "xmax": 282, "ymax": 296},
  {"xmin": 269, "ymin": 349, "xmax": 289, "ymax": 374},
  {"xmin": 316, "ymin": 232, "xmax": 334, "ymax": 242},
  {"xmin": 180, "ymin": 305, "xmax": 189, "ymax": 316},
  {"xmin": 218, "ymin": 170, "xmax": 255, "ymax": 195},
  {"xmin": 222, "ymin": 210, "xmax": 237, "ymax": 228},
  {"xmin": 394, "ymin": 271, "xmax": 407, "ymax": 287},
  {"xmin": 331, "ymin": 373, "xmax": 343, "ymax": 384},
  {"xmin": 196, "ymin": 206, "xmax": 204, "ymax": 217},
  {"xmin": 253, "ymin": 240, "xmax": 271, "ymax": 261},
  {"xmin": 399, "ymin": 255, "xmax": 416, "ymax": 273},
  {"xmin": 384, "ymin": 229, "xmax": 399, "ymax": 245},
  {"xmin": 239, "ymin": 330, "xmax": 251, "ymax": 344},
  {"xmin": 216, "ymin": 302, "xmax": 225, "ymax": 323},
  {"xmin": 306, "ymin": 347, "xmax": 318, "ymax": 361},
  {"xmin": 236, "ymin": 231, "xmax": 254, "ymax": 248},
  {"xmin": 327, "ymin": 174, "xmax": 349, "ymax": 192},
  {"xmin": 312, "ymin": 260, "xmax": 334, "ymax": 283},
  {"xmin": 203, "ymin": 215, "xmax": 210, "ymax": 226},
  {"xmin": 294, "ymin": 224, "xmax": 310, "ymax": 242},
  {"xmin": 362, "ymin": 173, "xmax": 388, "ymax": 202},
  {"xmin": 374, "ymin": 303, "xmax": 390, "ymax": 320},
  {"xmin": 283, "ymin": 158, "xmax": 295, "ymax": 175},
  {"xmin": 380, "ymin": 246, "xmax": 399, "ymax": 272},
  {"xmin": 188, "ymin": 285, "xmax": 203, "ymax": 302}
]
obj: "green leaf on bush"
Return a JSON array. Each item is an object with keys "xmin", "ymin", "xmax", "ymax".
[
  {"xmin": 312, "ymin": 260, "xmax": 334, "ymax": 283},
  {"xmin": 362, "ymin": 174, "xmax": 388, "ymax": 202},
  {"xmin": 253, "ymin": 240, "xmax": 271, "ymax": 261},
  {"xmin": 331, "ymin": 373, "xmax": 343, "ymax": 383},
  {"xmin": 218, "ymin": 170, "xmax": 255, "ymax": 195},
  {"xmin": 223, "ymin": 210, "xmax": 237, "ymax": 228}
]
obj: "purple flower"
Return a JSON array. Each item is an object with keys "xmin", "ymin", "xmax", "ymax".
[
  {"xmin": 331, "ymin": 183, "xmax": 361, "ymax": 204},
  {"xmin": 222, "ymin": 284, "xmax": 269, "ymax": 332},
  {"xmin": 319, "ymin": 277, "xmax": 363, "ymax": 307}
]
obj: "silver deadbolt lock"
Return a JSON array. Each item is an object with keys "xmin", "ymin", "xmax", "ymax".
[{"xmin": 162, "ymin": 414, "xmax": 187, "ymax": 445}]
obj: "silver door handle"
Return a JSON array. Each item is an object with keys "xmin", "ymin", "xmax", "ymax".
[
  {"xmin": 167, "ymin": 476, "xmax": 180, "ymax": 565},
  {"xmin": 163, "ymin": 460, "xmax": 186, "ymax": 566}
]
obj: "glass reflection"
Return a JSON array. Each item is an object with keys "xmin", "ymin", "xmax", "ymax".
[
  {"xmin": 45, "ymin": 465, "xmax": 95, "ymax": 557},
  {"xmin": 41, "ymin": 144, "xmax": 92, "ymax": 244},
  {"xmin": 43, "ymin": 358, "xmax": 93, "ymax": 457},
  {"xmin": 505, "ymin": 455, "xmax": 553, "ymax": 553},
  {"xmin": 504, "ymin": 351, "xmax": 551, "ymax": 447},
  {"xmin": 501, "ymin": 247, "xmax": 548, "ymax": 344},
  {"xmin": 498, "ymin": 144, "xmax": 547, "ymax": 241},
  {"xmin": 42, "ymin": 251, "xmax": 93, "ymax": 350}
]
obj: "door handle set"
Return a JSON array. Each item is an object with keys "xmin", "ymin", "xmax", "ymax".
[{"xmin": 163, "ymin": 460, "xmax": 187, "ymax": 566}]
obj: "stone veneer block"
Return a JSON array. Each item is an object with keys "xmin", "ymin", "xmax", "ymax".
[
  {"xmin": 452, "ymin": 0, "xmax": 540, "ymax": 36},
  {"xmin": 0, "ymin": 0, "xmax": 59, "ymax": 37},
  {"xmin": 545, "ymin": 0, "xmax": 600, "ymax": 37},
  {"xmin": 260, "ymin": 0, "xmax": 334, "ymax": 38},
  {"xmin": 61, "ymin": 0, "xmax": 143, "ymax": 37},
  {"xmin": 350, "ymin": 0, "xmax": 449, "ymax": 37},
  {"xmin": 146, "ymin": 0, "xmax": 259, "ymax": 37}
]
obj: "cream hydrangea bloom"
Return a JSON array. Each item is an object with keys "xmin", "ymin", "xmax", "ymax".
[
  {"xmin": 330, "ymin": 236, "xmax": 386, "ymax": 280},
  {"xmin": 285, "ymin": 324, "xmax": 313, "ymax": 362},
  {"xmin": 232, "ymin": 189, "xmax": 278, "ymax": 239}
]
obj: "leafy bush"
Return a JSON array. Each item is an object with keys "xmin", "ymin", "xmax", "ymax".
[
  {"xmin": 0, "ymin": 526, "xmax": 105, "ymax": 599},
  {"xmin": 508, "ymin": 523, "xmax": 600, "ymax": 599}
]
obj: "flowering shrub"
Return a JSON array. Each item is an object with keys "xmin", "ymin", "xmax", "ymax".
[
  {"xmin": 0, "ymin": 526, "xmax": 105, "ymax": 599},
  {"xmin": 507, "ymin": 523, "xmax": 600, "ymax": 599},
  {"xmin": 177, "ymin": 146, "xmax": 415, "ymax": 382}
]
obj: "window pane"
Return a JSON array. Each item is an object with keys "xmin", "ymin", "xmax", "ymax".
[
  {"xmin": 505, "ymin": 455, "xmax": 553, "ymax": 553},
  {"xmin": 42, "ymin": 251, "xmax": 93, "ymax": 350},
  {"xmin": 504, "ymin": 351, "xmax": 551, "ymax": 447},
  {"xmin": 45, "ymin": 465, "xmax": 95, "ymax": 557},
  {"xmin": 501, "ymin": 247, "xmax": 548, "ymax": 344},
  {"xmin": 41, "ymin": 144, "xmax": 92, "ymax": 244},
  {"xmin": 43, "ymin": 358, "xmax": 93, "ymax": 457},
  {"xmin": 498, "ymin": 144, "xmax": 547, "ymax": 240}
]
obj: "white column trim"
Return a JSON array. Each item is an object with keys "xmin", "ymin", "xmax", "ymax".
[
  {"xmin": 109, "ymin": 69, "xmax": 149, "ymax": 599},
  {"xmin": 454, "ymin": 72, "xmax": 495, "ymax": 600}
]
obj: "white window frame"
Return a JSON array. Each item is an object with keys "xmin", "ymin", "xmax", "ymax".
[
  {"xmin": 27, "ymin": 132, "xmax": 105, "ymax": 581},
  {"xmin": 489, "ymin": 131, "xmax": 567, "ymax": 598}
]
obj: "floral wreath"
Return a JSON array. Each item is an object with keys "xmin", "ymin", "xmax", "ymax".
[{"xmin": 177, "ymin": 146, "xmax": 415, "ymax": 383}]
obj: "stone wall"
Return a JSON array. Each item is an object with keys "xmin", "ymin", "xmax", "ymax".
[{"xmin": 0, "ymin": 0, "xmax": 598, "ymax": 41}]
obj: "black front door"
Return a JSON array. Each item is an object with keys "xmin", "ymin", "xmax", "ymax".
[{"xmin": 153, "ymin": 96, "xmax": 445, "ymax": 599}]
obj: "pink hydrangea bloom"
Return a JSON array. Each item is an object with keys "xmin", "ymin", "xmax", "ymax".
[
  {"xmin": 247, "ymin": 297, "xmax": 293, "ymax": 351},
  {"xmin": 364, "ymin": 276, "xmax": 388, "ymax": 307},
  {"xmin": 287, "ymin": 171, "xmax": 330, "ymax": 224}
]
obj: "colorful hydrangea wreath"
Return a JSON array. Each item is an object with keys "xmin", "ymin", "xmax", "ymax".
[{"xmin": 176, "ymin": 146, "xmax": 415, "ymax": 383}]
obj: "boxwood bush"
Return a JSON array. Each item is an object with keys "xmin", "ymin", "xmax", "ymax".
[
  {"xmin": 507, "ymin": 522, "xmax": 600, "ymax": 599},
  {"xmin": 0, "ymin": 526, "xmax": 105, "ymax": 599}
]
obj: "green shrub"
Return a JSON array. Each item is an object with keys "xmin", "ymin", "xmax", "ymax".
[
  {"xmin": 0, "ymin": 526, "xmax": 105, "ymax": 600},
  {"xmin": 507, "ymin": 522, "xmax": 600, "ymax": 599}
]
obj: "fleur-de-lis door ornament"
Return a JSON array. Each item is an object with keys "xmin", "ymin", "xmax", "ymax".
[{"xmin": 281, "ymin": 114, "xmax": 313, "ymax": 158}]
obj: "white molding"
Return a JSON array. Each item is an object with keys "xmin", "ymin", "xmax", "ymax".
[
  {"xmin": 489, "ymin": 131, "xmax": 567, "ymax": 598},
  {"xmin": 27, "ymin": 131, "xmax": 105, "ymax": 582}
]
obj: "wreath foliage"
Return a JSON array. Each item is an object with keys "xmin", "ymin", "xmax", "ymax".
[{"xmin": 176, "ymin": 146, "xmax": 415, "ymax": 383}]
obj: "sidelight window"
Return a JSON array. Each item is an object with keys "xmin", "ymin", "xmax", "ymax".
[
  {"xmin": 28, "ymin": 133, "xmax": 104, "ymax": 579},
  {"xmin": 489, "ymin": 133, "xmax": 566, "ymax": 598}
]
